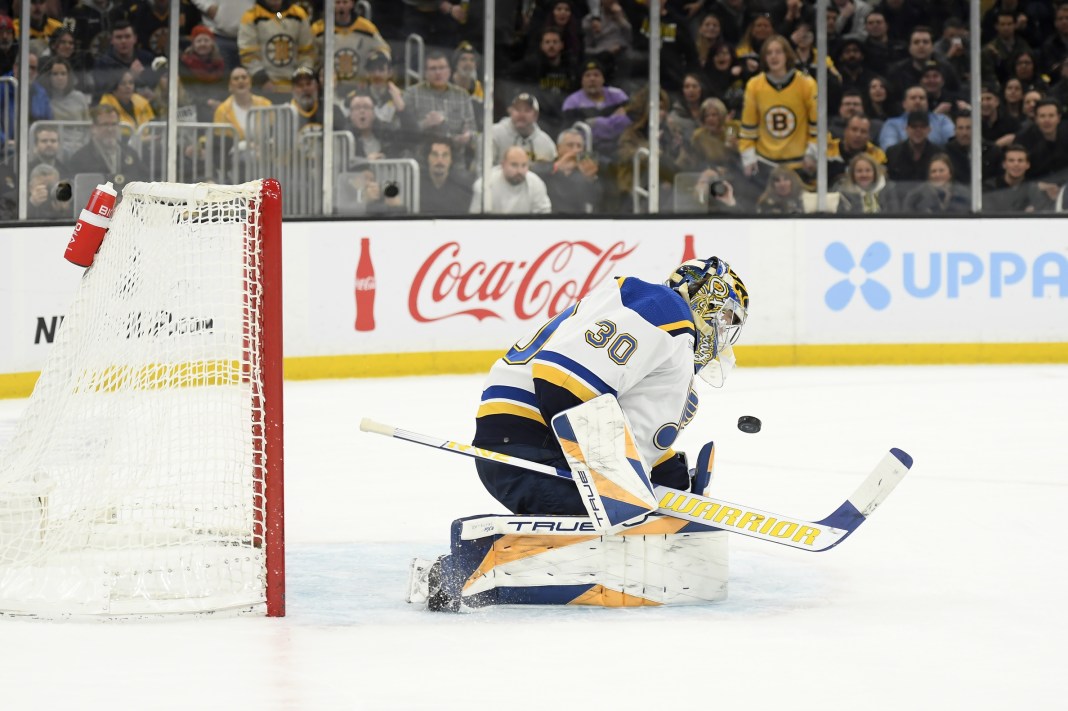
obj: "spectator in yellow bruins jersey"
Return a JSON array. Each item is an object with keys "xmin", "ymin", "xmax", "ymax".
[
  {"xmin": 213, "ymin": 66, "xmax": 272, "ymax": 144},
  {"xmin": 98, "ymin": 70, "xmax": 156, "ymax": 129},
  {"xmin": 238, "ymin": 0, "xmax": 313, "ymax": 101},
  {"xmin": 12, "ymin": 0, "xmax": 63, "ymax": 56},
  {"xmin": 311, "ymin": 0, "xmax": 389, "ymax": 99},
  {"xmin": 739, "ymin": 34, "xmax": 818, "ymax": 183}
]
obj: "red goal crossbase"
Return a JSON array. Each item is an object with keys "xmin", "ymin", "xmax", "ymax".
[{"xmin": 0, "ymin": 179, "xmax": 285, "ymax": 619}]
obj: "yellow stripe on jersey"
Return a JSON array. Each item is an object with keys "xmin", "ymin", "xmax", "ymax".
[
  {"xmin": 658, "ymin": 319, "xmax": 693, "ymax": 333},
  {"xmin": 531, "ymin": 362, "xmax": 599, "ymax": 403},
  {"xmin": 476, "ymin": 401, "xmax": 546, "ymax": 425}
]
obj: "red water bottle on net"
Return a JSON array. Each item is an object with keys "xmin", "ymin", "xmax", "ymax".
[
  {"xmin": 65, "ymin": 181, "xmax": 117, "ymax": 268},
  {"xmin": 354, "ymin": 237, "xmax": 376, "ymax": 332},
  {"xmin": 681, "ymin": 234, "xmax": 697, "ymax": 263}
]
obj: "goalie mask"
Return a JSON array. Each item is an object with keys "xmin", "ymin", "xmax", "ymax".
[{"xmin": 666, "ymin": 256, "xmax": 749, "ymax": 387}]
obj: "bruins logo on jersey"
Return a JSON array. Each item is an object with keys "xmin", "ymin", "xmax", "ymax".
[
  {"xmin": 266, "ymin": 33, "xmax": 297, "ymax": 67},
  {"xmin": 763, "ymin": 106, "xmax": 797, "ymax": 139},
  {"xmin": 335, "ymin": 48, "xmax": 360, "ymax": 81}
]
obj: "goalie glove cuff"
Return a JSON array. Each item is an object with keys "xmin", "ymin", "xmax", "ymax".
[
  {"xmin": 690, "ymin": 441, "xmax": 715, "ymax": 496},
  {"xmin": 651, "ymin": 452, "xmax": 690, "ymax": 491}
]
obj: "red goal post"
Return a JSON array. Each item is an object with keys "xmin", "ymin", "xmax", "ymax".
[{"xmin": 0, "ymin": 179, "xmax": 285, "ymax": 619}]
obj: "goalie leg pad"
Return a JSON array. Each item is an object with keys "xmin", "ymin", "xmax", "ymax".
[{"xmin": 414, "ymin": 514, "xmax": 728, "ymax": 609}]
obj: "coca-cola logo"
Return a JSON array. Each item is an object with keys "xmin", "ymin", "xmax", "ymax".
[
  {"xmin": 409, "ymin": 240, "xmax": 637, "ymax": 323},
  {"xmin": 355, "ymin": 276, "xmax": 376, "ymax": 291}
]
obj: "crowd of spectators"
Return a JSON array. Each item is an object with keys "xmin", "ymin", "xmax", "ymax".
[{"xmin": 1, "ymin": 0, "xmax": 1067, "ymax": 219}]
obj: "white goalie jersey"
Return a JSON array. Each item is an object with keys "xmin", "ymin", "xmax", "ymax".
[{"xmin": 474, "ymin": 277, "xmax": 699, "ymax": 476}]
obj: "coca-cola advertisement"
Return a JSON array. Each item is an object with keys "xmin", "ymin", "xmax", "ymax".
[
  {"xmin": 355, "ymin": 237, "xmax": 376, "ymax": 332},
  {"xmin": 302, "ymin": 220, "xmax": 756, "ymax": 357}
]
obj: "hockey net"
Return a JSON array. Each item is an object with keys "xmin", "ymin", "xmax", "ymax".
[{"xmin": 0, "ymin": 180, "xmax": 284, "ymax": 619}]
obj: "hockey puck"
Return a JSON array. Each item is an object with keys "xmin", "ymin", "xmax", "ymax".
[{"xmin": 737, "ymin": 415, "xmax": 762, "ymax": 434}]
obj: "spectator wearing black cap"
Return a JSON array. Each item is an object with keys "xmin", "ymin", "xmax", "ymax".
[
  {"xmin": 289, "ymin": 66, "xmax": 346, "ymax": 134},
  {"xmin": 364, "ymin": 49, "xmax": 405, "ymax": 139},
  {"xmin": 451, "ymin": 42, "xmax": 484, "ymax": 106},
  {"xmin": 491, "ymin": 92, "xmax": 557, "ymax": 166},
  {"xmin": 983, "ymin": 143, "xmax": 1052, "ymax": 212},
  {"xmin": 885, "ymin": 110, "xmax": 940, "ymax": 187},
  {"xmin": 920, "ymin": 61, "xmax": 968, "ymax": 117},
  {"xmin": 836, "ymin": 36, "xmax": 878, "ymax": 94},
  {"xmin": 880, "ymin": 85, "xmax": 955, "ymax": 148},
  {"xmin": 562, "ymin": 59, "xmax": 628, "ymax": 125}
]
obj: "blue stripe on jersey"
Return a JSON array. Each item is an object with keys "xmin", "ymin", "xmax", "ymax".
[
  {"xmin": 533, "ymin": 350, "xmax": 616, "ymax": 398},
  {"xmin": 618, "ymin": 278, "xmax": 695, "ymax": 336},
  {"xmin": 481, "ymin": 385, "xmax": 537, "ymax": 406}
]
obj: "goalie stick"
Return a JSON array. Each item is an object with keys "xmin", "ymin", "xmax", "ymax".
[{"xmin": 359, "ymin": 418, "xmax": 911, "ymax": 552}]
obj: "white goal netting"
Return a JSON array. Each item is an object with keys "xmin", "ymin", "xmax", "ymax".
[{"xmin": 0, "ymin": 180, "xmax": 282, "ymax": 619}]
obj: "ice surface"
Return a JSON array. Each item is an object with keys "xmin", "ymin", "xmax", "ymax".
[{"xmin": 1, "ymin": 364, "xmax": 1065, "ymax": 710}]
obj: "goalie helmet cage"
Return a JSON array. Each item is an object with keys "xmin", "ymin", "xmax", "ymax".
[{"xmin": 0, "ymin": 179, "xmax": 285, "ymax": 619}]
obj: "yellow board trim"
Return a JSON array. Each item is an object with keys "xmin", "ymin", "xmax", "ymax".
[{"xmin": 3, "ymin": 343, "xmax": 1067, "ymax": 400}]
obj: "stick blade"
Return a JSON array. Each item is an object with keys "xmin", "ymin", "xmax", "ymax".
[{"xmin": 817, "ymin": 448, "xmax": 912, "ymax": 534}]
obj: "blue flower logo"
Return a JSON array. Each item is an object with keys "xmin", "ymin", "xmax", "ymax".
[{"xmin": 824, "ymin": 242, "xmax": 891, "ymax": 311}]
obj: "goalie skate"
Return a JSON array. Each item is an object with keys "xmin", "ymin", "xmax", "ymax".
[
  {"xmin": 406, "ymin": 556, "xmax": 460, "ymax": 612},
  {"xmin": 405, "ymin": 557, "xmax": 435, "ymax": 605}
]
